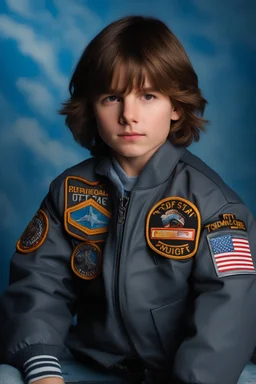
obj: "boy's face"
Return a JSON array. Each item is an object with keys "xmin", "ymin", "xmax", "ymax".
[{"xmin": 93, "ymin": 71, "xmax": 180, "ymax": 174}]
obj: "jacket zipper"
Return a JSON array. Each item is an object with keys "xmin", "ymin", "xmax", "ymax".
[{"xmin": 114, "ymin": 195, "xmax": 137, "ymax": 355}]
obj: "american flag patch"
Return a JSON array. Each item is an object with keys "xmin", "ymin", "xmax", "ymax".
[{"xmin": 207, "ymin": 232, "xmax": 255, "ymax": 277}]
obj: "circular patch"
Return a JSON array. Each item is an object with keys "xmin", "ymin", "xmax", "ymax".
[
  {"xmin": 71, "ymin": 242, "xmax": 102, "ymax": 280},
  {"xmin": 16, "ymin": 209, "xmax": 49, "ymax": 253},
  {"xmin": 146, "ymin": 197, "xmax": 201, "ymax": 259}
]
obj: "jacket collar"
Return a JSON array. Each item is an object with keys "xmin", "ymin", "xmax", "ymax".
[{"xmin": 95, "ymin": 140, "xmax": 186, "ymax": 190}]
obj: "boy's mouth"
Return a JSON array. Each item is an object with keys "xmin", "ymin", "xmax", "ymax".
[
  {"xmin": 118, "ymin": 133, "xmax": 145, "ymax": 141},
  {"xmin": 118, "ymin": 132, "xmax": 145, "ymax": 137}
]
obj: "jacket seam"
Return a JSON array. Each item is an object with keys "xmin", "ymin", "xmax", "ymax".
[
  {"xmin": 201, "ymin": 202, "xmax": 243, "ymax": 226},
  {"xmin": 183, "ymin": 160, "xmax": 229, "ymax": 202}
]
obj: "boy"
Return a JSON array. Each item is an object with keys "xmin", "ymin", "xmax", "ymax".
[{"xmin": 0, "ymin": 15, "xmax": 255, "ymax": 384}]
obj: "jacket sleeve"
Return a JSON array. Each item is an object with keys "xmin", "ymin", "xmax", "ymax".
[
  {"xmin": 172, "ymin": 202, "xmax": 256, "ymax": 384},
  {"xmin": 0, "ymin": 180, "xmax": 77, "ymax": 370}
]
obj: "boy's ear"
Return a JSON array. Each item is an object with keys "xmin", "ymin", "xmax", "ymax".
[{"xmin": 171, "ymin": 106, "xmax": 181, "ymax": 121}]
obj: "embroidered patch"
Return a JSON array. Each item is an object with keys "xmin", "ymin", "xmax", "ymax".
[
  {"xmin": 66, "ymin": 199, "xmax": 111, "ymax": 236},
  {"xmin": 66, "ymin": 176, "xmax": 109, "ymax": 207},
  {"xmin": 71, "ymin": 242, "xmax": 102, "ymax": 280},
  {"xmin": 65, "ymin": 176, "xmax": 111, "ymax": 241},
  {"xmin": 207, "ymin": 230, "xmax": 255, "ymax": 277},
  {"xmin": 16, "ymin": 209, "xmax": 49, "ymax": 253},
  {"xmin": 205, "ymin": 213, "xmax": 246, "ymax": 233},
  {"xmin": 146, "ymin": 197, "xmax": 201, "ymax": 259}
]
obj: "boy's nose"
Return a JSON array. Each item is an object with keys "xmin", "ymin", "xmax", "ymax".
[{"xmin": 119, "ymin": 98, "xmax": 139, "ymax": 125}]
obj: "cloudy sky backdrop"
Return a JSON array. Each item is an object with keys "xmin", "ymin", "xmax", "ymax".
[{"xmin": 0, "ymin": 0, "xmax": 255, "ymax": 294}]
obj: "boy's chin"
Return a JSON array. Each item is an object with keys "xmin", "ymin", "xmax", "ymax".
[{"xmin": 112, "ymin": 148, "xmax": 147, "ymax": 159}]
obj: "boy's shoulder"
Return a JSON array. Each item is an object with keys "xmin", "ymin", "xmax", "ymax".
[
  {"xmin": 48, "ymin": 157, "xmax": 105, "ymax": 205},
  {"xmin": 51, "ymin": 157, "xmax": 99, "ymax": 188},
  {"xmin": 181, "ymin": 150, "xmax": 243, "ymax": 206}
]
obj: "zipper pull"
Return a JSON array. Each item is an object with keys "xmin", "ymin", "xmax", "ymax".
[{"xmin": 118, "ymin": 196, "xmax": 129, "ymax": 223}]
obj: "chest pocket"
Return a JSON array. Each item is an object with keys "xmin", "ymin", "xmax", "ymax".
[{"xmin": 64, "ymin": 176, "xmax": 112, "ymax": 243}]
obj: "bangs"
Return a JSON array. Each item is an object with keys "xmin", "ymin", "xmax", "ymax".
[
  {"xmin": 89, "ymin": 52, "xmax": 174, "ymax": 100},
  {"xmin": 107, "ymin": 59, "xmax": 149, "ymax": 95}
]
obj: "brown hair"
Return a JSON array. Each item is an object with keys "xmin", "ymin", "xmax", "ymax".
[{"xmin": 59, "ymin": 15, "xmax": 208, "ymax": 156}]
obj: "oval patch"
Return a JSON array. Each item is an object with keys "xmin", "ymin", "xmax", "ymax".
[
  {"xmin": 146, "ymin": 197, "xmax": 201, "ymax": 259},
  {"xmin": 71, "ymin": 242, "xmax": 102, "ymax": 280},
  {"xmin": 16, "ymin": 209, "xmax": 49, "ymax": 253}
]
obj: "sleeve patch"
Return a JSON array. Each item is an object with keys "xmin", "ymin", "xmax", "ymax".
[
  {"xmin": 204, "ymin": 213, "xmax": 246, "ymax": 233},
  {"xmin": 207, "ymin": 230, "xmax": 255, "ymax": 277},
  {"xmin": 16, "ymin": 209, "xmax": 49, "ymax": 253}
]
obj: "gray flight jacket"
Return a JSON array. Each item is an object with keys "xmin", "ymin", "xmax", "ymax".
[{"xmin": 0, "ymin": 140, "xmax": 255, "ymax": 384}]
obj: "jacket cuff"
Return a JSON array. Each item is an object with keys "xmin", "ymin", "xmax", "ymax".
[
  {"xmin": 23, "ymin": 356, "xmax": 63, "ymax": 384},
  {"xmin": 7, "ymin": 344, "xmax": 63, "ymax": 370}
]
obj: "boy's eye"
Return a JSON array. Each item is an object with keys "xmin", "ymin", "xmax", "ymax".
[
  {"xmin": 103, "ymin": 94, "xmax": 156, "ymax": 103},
  {"xmin": 143, "ymin": 94, "xmax": 156, "ymax": 100},
  {"xmin": 104, "ymin": 95, "xmax": 120, "ymax": 102}
]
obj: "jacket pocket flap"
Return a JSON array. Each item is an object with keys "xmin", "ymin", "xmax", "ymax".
[{"xmin": 151, "ymin": 297, "xmax": 187, "ymax": 355}]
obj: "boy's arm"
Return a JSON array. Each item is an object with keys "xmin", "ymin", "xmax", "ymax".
[
  {"xmin": 30, "ymin": 378, "xmax": 64, "ymax": 384},
  {"xmin": 172, "ymin": 203, "xmax": 256, "ymax": 384},
  {"xmin": 0, "ymin": 180, "xmax": 77, "ymax": 379},
  {"xmin": 32, "ymin": 379, "xmax": 64, "ymax": 384}
]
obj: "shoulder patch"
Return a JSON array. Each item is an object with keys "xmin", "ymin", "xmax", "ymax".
[
  {"xmin": 71, "ymin": 242, "xmax": 102, "ymax": 280},
  {"xmin": 16, "ymin": 209, "xmax": 49, "ymax": 253},
  {"xmin": 207, "ymin": 230, "xmax": 255, "ymax": 277},
  {"xmin": 205, "ymin": 213, "xmax": 246, "ymax": 233},
  {"xmin": 146, "ymin": 197, "xmax": 201, "ymax": 259},
  {"xmin": 64, "ymin": 176, "xmax": 111, "ymax": 241}
]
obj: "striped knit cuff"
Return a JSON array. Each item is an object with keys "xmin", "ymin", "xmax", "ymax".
[{"xmin": 23, "ymin": 355, "xmax": 63, "ymax": 384}]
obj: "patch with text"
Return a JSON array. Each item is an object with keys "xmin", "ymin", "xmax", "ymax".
[
  {"xmin": 146, "ymin": 197, "xmax": 201, "ymax": 259},
  {"xmin": 65, "ymin": 176, "xmax": 111, "ymax": 241},
  {"xmin": 205, "ymin": 213, "xmax": 246, "ymax": 233},
  {"xmin": 71, "ymin": 242, "xmax": 102, "ymax": 280},
  {"xmin": 207, "ymin": 230, "xmax": 255, "ymax": 277},
  {"xmin": 16, "ymin": 209, "xmax": 49, "ymax": 253}
]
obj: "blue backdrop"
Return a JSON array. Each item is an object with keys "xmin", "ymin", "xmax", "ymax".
[{"xmin": 0, "ymin": 0, "xmax": 255, "ymax": 295}]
